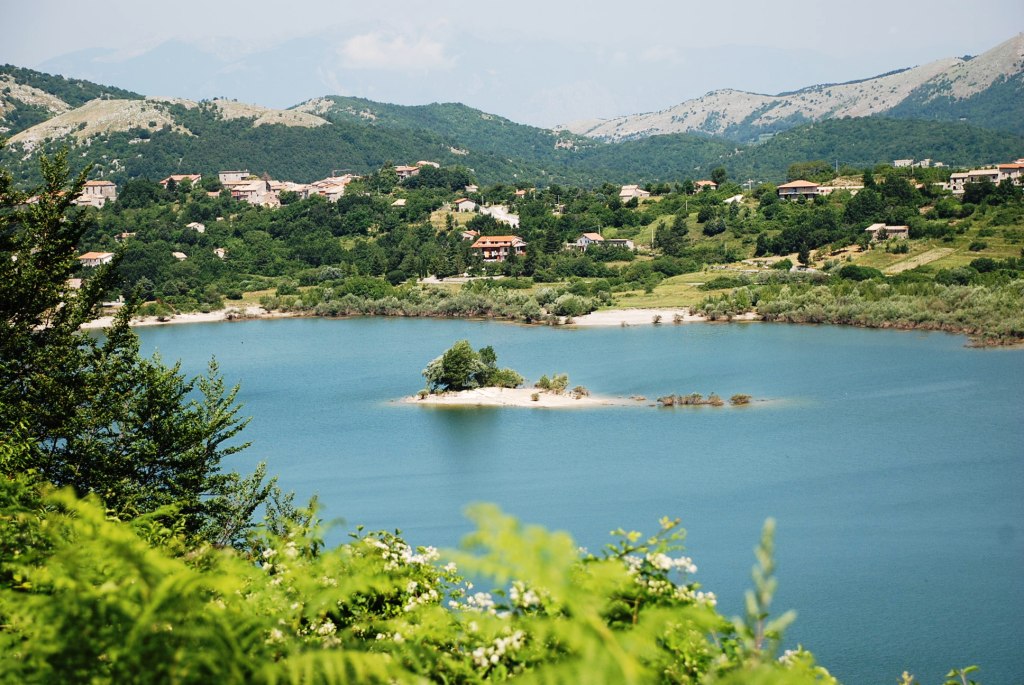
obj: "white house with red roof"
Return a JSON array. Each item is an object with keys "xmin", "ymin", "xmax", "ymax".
[
  {"xmin": 78, "ymin": 251, "xmax": 115, "ymax": 267},
  {"xmin": 470, "ymin": 235, "xmax": 526, "ymax": 262}
]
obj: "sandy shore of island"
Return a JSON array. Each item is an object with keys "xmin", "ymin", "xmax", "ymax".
[
  {"xmin": 567, "ymin": 308, "xmax": 760, "ymax": 327},
  {"xmin": 80, "ymin": 306, "xmax": 295, "ymax": 330},
  {"xmin": 403, "ymin": 386, "xmax": 642, "ymax": 408}
]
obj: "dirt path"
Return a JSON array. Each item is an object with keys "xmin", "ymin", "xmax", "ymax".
[{"xmin": 884, "ymin": 248, "xmax": 955, "ymax": 274}]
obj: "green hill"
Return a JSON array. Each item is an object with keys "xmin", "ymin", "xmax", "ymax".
[
  {"xmin": 3, "ymin": 65, "xmax": 1023, "ymax": 189},
  {"xmin": 721, "ymin": 118, "xmax": 1024, "ymax": 183},
  {"xmin": 883, "ymin": 71, "xmax": 1024, "ymax": 136}
]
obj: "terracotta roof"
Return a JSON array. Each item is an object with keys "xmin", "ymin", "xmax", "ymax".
[
  {"xmin": 581, "ymin": 232, "xmax": 604, "ymax": 241},
  {"xmin": 777, "ymin": 180, "xmax": 819, "ymax": 189},
  {"xmin": 471, "ymin": 235, "xmax": 523, "ymax": 248},
  {"xmin": 78, "ymin": 251, "xmax": 114, "ymax": 260},
  {"xmin": 83, "ymin": 180, "xmax": 116, "ymax": 186}
]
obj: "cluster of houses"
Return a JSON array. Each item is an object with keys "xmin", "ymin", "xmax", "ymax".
[
  {"xmin": 154, "ymin": 161, "xmax": 446, "ymax": 209},
  {"xmin": 893, "ymin": 158, "xmax": 945, "ymax": 169},
  {"xmin": 75, "ymin": 156, "xmax": 1024, "ymax": 270},
  {"xmin": 459, "ymin": 230, "xmax": 636, "ymax": 263},
  {"xmin": 947, "ymin": 160, "xmax": 1024, "ymax": 195},
  {"xmin": 160, "ymin": 169, "xmax": 364, "ymax": 208}
]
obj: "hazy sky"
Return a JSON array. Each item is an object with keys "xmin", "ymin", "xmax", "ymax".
[{"xmin": 4, "ymin": 1, "xmax": 1022, "ymax": 126}]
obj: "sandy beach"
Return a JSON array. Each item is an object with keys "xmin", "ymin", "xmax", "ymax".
[
  {"xmin": 403, "ymin": 386, "xmax": 640, "ymax": 408},
  {"xmin": 80, "ymin": 306, "xmax": 293, "ymax": 330},
  {"xmin": 568, "ymin": 308, "xmax": 701, "ymax": 327},
  {"xmin": 567, "ymin": 308, "xmax": 760, "ymax": 327},
  {"xmin": 80, "ymin": 306, "xmax": 759, "ymax": 331}
]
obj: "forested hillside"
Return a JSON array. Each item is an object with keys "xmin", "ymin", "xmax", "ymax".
[
  {"xmin": 884, "ymin": 70, "xmax": 1024, "ymax": 136},
  {"xmin": 723, "ymin": 118, "xmax": 1024, "ymax": 183}
]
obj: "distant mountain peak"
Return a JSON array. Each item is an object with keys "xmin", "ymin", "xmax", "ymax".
[{"xmin": 560, "ymin": 34, "xmax": 1024, "ymax": 142}]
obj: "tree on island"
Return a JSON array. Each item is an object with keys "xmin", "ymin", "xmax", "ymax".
[{"xmin": 422, "ymin": 340, "xmax": 523, "ymax": 392}]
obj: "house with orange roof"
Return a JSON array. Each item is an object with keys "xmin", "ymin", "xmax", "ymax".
[
  {"xmin": 78, "ymin": 251, "xmax": 115, "ymax": 267},
  {"xmin": 997, "ymin": 163, "xmax": 1024, "ymax": 184},
  {"xmin": 454, "ymin": 198, "xmax": 477, "ymax": 212},
  {"xmin": 571, "ymin": 232, "xmax": 605, "ymax": 251},
  {"xmin": 694, "ymin": 180, "xmax": 718, "ymax": 192},
  {"xmin": 395, "ymin": 165, "xmax": 420, "ymax": 180},
  {"xmin": 470, "ymin": 235, "xmax": 526, "ymax": 262},
  {"xmin": 776, "ymin": 180, "xmax": 820, "ymax": 200}
]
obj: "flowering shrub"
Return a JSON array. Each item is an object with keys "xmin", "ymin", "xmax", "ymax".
[{"xmin": 0, "ymin": 485, "xmax": 972, "ymax": 684}]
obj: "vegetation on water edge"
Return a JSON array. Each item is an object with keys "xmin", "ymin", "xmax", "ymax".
[
  {"xmin": 655, "ymin": 393, "xmax": 753, "ymax": 408},
  {"xmin": 697, "ymin": 278, "xmax": 1024, "ymax": 345}
]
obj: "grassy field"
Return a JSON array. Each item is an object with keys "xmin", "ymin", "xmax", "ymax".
[
  {"xmin": 429, "ymin": 209, "xmax": 474, "ymax": 230},
  {"xmin": 610, "ymin": 273, "xmax": 712, "ymax": 308}
]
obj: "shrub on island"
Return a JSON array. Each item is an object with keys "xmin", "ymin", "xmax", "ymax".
[
  {"xmin": 657, "ymin": 392, "xmax": 749, "ymax": 408},
  {"xmin": 535, "ymin": 373, "xmax": 569, "ymax": 394},
  {"xmin": 422, "ymin": 340, "xmax": 523, "ymax": 393}
]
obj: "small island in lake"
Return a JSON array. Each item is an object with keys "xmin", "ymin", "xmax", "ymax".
[
  {"xmin": 406, "ymin": 341, "xmax": 756, "ymax": 408},
  {"xmin": 408, "ymin": 340, "xmax": 618, "ymax": 407}
]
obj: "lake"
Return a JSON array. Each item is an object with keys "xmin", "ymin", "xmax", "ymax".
[{"xmin": 138, "ymin": 317, "xmax": 1024, "ymax": 685}]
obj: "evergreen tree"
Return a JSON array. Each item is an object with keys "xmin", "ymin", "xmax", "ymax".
[{"xmin": 0, "ymin": 150, "xmax": 273, "ymax": 544}]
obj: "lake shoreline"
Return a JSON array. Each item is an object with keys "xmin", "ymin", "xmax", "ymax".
[
  {"xmin": 80, "ymin": 306, "xmax": 737, "ymax": 331},
  {"xmin": 79, "ymin": 305, "xmax": 1021, "ymax": 347}
]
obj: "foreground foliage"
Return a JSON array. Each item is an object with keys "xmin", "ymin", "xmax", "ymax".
[{"xmin": 1, "ymin": 477, "xmax": 842, "ymax": 685}]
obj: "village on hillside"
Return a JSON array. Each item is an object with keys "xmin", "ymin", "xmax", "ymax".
[{"xmin": 66, "ymin": 155, "xmax": 1024, "ymax": 272}]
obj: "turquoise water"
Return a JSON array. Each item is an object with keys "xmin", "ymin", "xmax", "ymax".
[{"xmin": 138, "ymin": 318, "xmax": 1024, "ymax": 685}]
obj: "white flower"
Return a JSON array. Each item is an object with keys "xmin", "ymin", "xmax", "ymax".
[
  {"xmin": 672, "ymin": 556, "xmax": 697, "ymax": 574},
  {"xmin": 646, "ymin": 552, "xmax": 673, "ymax": 571}
]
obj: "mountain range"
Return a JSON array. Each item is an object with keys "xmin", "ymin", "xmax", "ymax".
[
  {"xmin": 1, "ymin": 34, "xmax": 1022, "ymax": 187},
  {"xmin": 562, "ymin": 33, "xmax": 1024, "ymax": 141}
]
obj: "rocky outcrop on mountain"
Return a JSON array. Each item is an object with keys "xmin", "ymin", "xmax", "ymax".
[
  {"xmin": 561, "ymin": 34, "xmax": 1024, "ymax": 142},
  {"xmin": 5, "ymin": 96, "xmax": 329, "ymax": 152}
]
